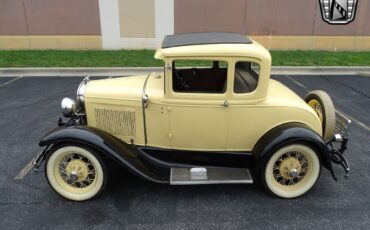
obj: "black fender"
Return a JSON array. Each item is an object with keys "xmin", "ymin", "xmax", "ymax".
[
  {"xmin": 39, "ymin": 126, "xmax": 170, "ymax": 183},
  {"xmin": 252, "ymin": 123, "xmax": 336, "ymax": 180}
]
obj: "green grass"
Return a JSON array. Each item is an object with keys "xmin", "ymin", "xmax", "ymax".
[
  {"xmin": 0, "ymin": 50, "xmax": 369, "ymax": 67},
  {"xmin": 271, "ymin": 51, "xmax": 370, "ymax": 66}
]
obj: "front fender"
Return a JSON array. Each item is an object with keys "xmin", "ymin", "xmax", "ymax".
[
  {"xmin": 39, "ymin": 126, "xmax": 170, "ymax": 183},
  {"xmin": 252, "ymin": 123, "xmax": 336, "ymax": 180}
]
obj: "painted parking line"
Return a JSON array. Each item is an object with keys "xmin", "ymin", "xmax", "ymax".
[
  {"xmin": 14, "ymin": 157, "xmax": 36, "ymax": 180},
  {"xmin": 0, "ymin": 76, "xmax": 23, "ymax": 87},
  {"xmin": 285, "ymin": 76, "xmax": 370, "ymax": 133},
  {"xmin": 286, "ymin": 75, "xmax": 307, "ymax": 89},
  {"xmin": 336, "ymin": 109, "xmax": 370, "ymax": 133}
]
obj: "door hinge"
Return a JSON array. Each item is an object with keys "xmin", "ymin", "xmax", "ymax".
[
  {"xmin": 143, "ymin": 94, "xmax": 149, "ymax": 108},
  {"xmin": 165, "ymin": 63, "xmax": 172, "ymax": 71}
]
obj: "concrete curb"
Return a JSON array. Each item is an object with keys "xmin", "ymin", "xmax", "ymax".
[
  {"xmin": 271, "ymin": 66, "xmax": 370, "ymax": 76},
  {"xmin": 0, "ymin": 67, "xmax": 161, "ymax": 77},
  {"xmin": 0, "ymin": 66, "xmax": 369, "ymax": 77}
]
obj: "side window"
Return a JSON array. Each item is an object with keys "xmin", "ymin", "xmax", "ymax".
[
  {"xmin": 233, "ymin": 61, "xmax": 260, "ymax": 94},
  {"xmin": 172, "ymin": 60, "xmax": 228, "ymax": 93}
]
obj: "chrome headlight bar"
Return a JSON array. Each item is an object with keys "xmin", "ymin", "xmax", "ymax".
[
  {"xmin": 77, "ymin": 74, "xmax": 90, "ymax": 104},
  {"xmin": 61, "ymin": 74, "xmax": 89, "ymax": 118}
]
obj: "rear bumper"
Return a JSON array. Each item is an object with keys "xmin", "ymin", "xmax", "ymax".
[{"xmin": 326, "ymin": 111, "xmax": 351, "ymax": 180}]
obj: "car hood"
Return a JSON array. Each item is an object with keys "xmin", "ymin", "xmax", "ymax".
[{"xmin": 85, "ymin": 75, "xmax": 148, "ymax": 101}]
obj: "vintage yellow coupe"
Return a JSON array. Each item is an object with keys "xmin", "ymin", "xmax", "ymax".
[{"xmin": 34, "ymin": 33, "xmax": 351, "ymax": 201}]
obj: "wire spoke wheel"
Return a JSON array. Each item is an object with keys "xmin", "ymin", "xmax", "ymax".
[
  {"xmin": 273, "ymin": 151, "xmax": 310, "ymax": 187},
  {"xmin": 263, "ymin": 144, "xmax": 321, "ymax": 198},
  {"xmin": 45, "ymin": 145, "xmax": 107, "ymax": 201},
  {"xmin": 57, "ymin": 152, "xmax": 96, "ymax": 189}
]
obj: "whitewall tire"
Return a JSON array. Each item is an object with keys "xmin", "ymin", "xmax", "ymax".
[
  {"xmin": 262, "ymin": 144, "xmax": 321, "ymax": 198},
  {"xmin": 45, "ymin": 144, "xmax": 107, "ymax": 201}
]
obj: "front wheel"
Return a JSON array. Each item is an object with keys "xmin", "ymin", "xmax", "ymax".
[
  {"xmin": 262, "ymin": 144, "xmax": 321, "ymax": 198},
  {"xmin": 45, "ymin": 144, "xmax": 107, "ymax": 201}
]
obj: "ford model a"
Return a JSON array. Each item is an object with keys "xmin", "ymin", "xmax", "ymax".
[{"xmin": 33, "ymin": 33, "xmax": 351, "ymax": 201}]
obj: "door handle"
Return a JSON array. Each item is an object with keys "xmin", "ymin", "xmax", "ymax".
[{"xmin": 223, "ymin": 100, "xmax": 229, "ymax": 107}]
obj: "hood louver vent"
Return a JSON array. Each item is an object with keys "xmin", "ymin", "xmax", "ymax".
[{"xmin": 94, "ymin": 107, "xmax": 136, "ymax": 137}]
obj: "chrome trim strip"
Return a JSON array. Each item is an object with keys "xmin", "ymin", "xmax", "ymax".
[
  {"xmin": 170, "ymin": 179, "xmax": 253, "ymax": 185},
  {"xmin": 142, "ymin": 74, "xmax": 151, "ymax": 145},
  {"xmin": 170, "ymin": 167, "xmax": 253, "ymax": 185}
]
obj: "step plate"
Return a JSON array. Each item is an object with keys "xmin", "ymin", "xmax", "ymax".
[{"xmin": 170, "ymin": 167, "xmax": 253, "ymax": 185}]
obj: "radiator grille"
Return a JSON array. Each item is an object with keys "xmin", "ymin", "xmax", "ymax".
[{"xmin": 94, "ymin": 107, "xmax": 136, "ymax": 137}]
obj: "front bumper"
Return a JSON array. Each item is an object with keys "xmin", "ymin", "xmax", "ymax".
[{"xmin": 327, "ymin": 111, "xmax": 351, "ymax": 180}]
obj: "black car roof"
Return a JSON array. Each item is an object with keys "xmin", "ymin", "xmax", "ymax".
[{"xmin": 161, "ymin": 32, "xmax": 252, "ymax": 48}]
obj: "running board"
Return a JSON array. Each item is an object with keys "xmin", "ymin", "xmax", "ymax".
[{"xmin": 170, "ymin": 167, "xmax": 253, "ymax": 185}]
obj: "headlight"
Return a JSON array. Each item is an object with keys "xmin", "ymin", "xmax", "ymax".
[
  {"xmin": 77, "ymin": 75, "xmax": 89, "ymax": 104},
  {"xmin": 61, "ymin": 97, "xmax": 77, "ymax": 117}
]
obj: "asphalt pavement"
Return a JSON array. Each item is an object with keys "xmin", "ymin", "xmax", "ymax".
[{"xmin": 0, "ymin": 74, "xmax": 369, "ymax": 230}]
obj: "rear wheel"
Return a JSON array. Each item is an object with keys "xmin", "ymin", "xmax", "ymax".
[
  {"xmin": 305, "ymin": 90, "xmax": 336, "ymax": 141},
  {"xmin": 45, "ymin": 144, "xmax": 107, "ymax": 201},
  {"xmin": 262, "ymin": 144, "xmax": 321, "ymax": 198}
]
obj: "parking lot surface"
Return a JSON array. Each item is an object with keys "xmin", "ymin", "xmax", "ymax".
[{"xmin": 0, "ymin": 74, "xmax": 369, "ymax": 230}]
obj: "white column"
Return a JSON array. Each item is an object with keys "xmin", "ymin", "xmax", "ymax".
[{"xmin": 99, "ymin": 0, "xmax": 174, "ymax": 49}]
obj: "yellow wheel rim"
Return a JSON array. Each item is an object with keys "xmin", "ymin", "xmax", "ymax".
[
  {"xmin": 54, "ymin": 151, "xmax": 98, "ymax": 194},
  {"xmin": 308, "ymin": 99, "xmax": 323, "ymax": 123},
  {"xmin": 47, "ymin": 146, "xmax": 104, "ymax": 201},
  {"xmin": 272, "ymin": 151, "xmax": 312, "ymax": 190},
  {"xmin": 65, "ymin": 159, "xmax": 90, "ymax": 182}
]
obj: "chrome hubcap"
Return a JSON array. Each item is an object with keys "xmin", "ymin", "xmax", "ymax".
[
  {"xmin": 68, "ymin": 171, "xmax": 79, "ymax": 183},
  {"xmin": 289, "ymin": 168, "xmax": 299, "ymax": 178}
]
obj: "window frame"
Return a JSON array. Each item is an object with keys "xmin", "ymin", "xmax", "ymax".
[
  {"xmin": 233, "ymin": 60, "xmax": 261, "ymax": 94},
  {"xmin": 229, "ymin": 57, "xmax": 263, "ymax": 99},
  {"xmin": 167, "ymin": 57, "xmax": 231, "ymax": 101}
]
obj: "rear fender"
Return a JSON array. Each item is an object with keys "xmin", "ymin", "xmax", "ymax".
[{"xmin": 252, "ymin": 123, "xmax": 336, "ymax": 180}]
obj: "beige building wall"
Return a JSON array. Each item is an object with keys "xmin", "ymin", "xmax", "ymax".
[
  {"xmin": 99, "ymin": 0, "xmax": 174, "ymax": 49},
  {"xmin": 0, "ymin": 0, "xmax": 102, "ymax": 49},
  {"xmin": 118, "ymin": 0, "xmax": 155, "ymax": 38},
  {"xmin": 0, "ymin": 0, "xmax": 369, "ymax": 50},
  {"xmin": 174, "ymin": 0, "xmax": 370, "ymax": 51}
]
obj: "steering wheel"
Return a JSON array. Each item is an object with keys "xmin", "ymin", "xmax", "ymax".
[{"xmin": 174, "ymin": 70, "xmax": 190, "ymax": 91}]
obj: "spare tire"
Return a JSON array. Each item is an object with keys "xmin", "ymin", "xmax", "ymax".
[{"xmin": 305, "ymin": 90, "xmax": 336, "ymax": 141}]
